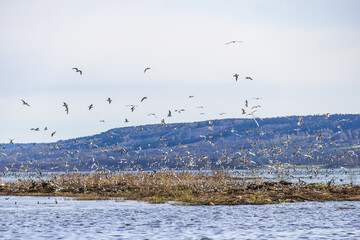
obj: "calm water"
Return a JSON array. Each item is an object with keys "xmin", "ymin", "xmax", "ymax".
[
  {"xmin": 0, "ymin": 196, "xmax": 359, "ymax": 239},
  {"xmin": 2, "ymin": 168, "xmax": 360, "ymax": 185}
]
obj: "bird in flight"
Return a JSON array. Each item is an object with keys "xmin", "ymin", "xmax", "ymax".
[
  {"xmin": 188, "ymin": 95, "xmax": 194, "ymax": 98},
  {"xmin": 63, "ymin": 102, "xmax": 69, "ymax": 114},
  {"xmin": 21, "ymin": 99, "xmax": 30, "ymax": 107},
  {"xmin": 107, "ymin": 98, "xmax": 112, "ymax": 104},
  {"xmin": 167, "ymin": 110, "xmax": 172, "ymax": 117},
  {"xmin": 125, "ymin": 118, "xmax": 129, "ymax": 123},
  {"xmin": 141, "ymin": 97, "xmax": 148, "ymax": 102},
  {"xmin": 31, "ymin": 127, "xmax": 40, "ymax": 131},
  {"xmin": 88, "ymin": 104, "xmax": 93, "ymax": 110},
  {"xmin": 233, "ymin": 74, "xmax": 239, "ymax": 81},
  {"xmin": 126, "ymin": 105, "xmax": 138, "ymax": 112},
  {"xmin": 245, "ymin": 100, "xmax": 248, "ymax": 108},
  {"xmin": 148, "ymin": 113, "xmax": 158, "ymax": 118},
  {"xmin": 51, "ymin": 131, "xmax": 56, "ymax": 137},
  {"xmin": 226, "ymin": 40, "xmax": 243, "ymax": 45},
  {"xmin": 144, "ymin": 67, "xmax": 151, "ymax": 73},
  {"xmin": 297, "ymin": 116, "xmax": 303, "ymax": 127},
  {"xmin": 245, "ymin": 76, "xmax": 253, "ymax": 81},
  {"xmin": 242, "ymin": 108, "xmax": 246, "ymax": 114},
  {"xmin": 72, "ymin": 67, "xmax": 82, "ymax": 75}
]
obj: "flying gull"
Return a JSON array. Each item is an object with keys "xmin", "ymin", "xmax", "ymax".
[{"xmin": 72, "ymin": 67, "xmax": 82, "ymax": 75}]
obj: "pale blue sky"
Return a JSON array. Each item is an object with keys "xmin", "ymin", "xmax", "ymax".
[{"xmin": 0, "ymin": 0, "xmax": 359, "ymax": 143}]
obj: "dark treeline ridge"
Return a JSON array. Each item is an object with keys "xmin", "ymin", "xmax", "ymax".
[{"xmin": 1, "ymin": 114, "xmax": 359, "ymax": 172}]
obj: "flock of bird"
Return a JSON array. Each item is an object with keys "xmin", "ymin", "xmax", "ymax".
[
  {"xmin": 1, "ymin": 39, "xmax": 358, "ymax": 177},
  {"xmin": 17, "ymin": 40, "xmax": 258, "ymax": 140}
]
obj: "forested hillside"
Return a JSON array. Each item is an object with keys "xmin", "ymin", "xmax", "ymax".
[{"xmin": 1, "ymin": 114, "xmax": 359, "ymax": 172}]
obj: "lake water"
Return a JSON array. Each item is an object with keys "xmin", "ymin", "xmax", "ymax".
[
  {"xmin": 1, "ymin": 168, "xmax": 360, "ymax": 185},
  {"xmin": 0, "ymin": 196, "xmax": 359, "ymax": 239}
]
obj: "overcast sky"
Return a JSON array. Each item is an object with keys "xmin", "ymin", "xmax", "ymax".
[{"xmin": 0, "ymin": 0, "xmax": 359, "ymax": 143}]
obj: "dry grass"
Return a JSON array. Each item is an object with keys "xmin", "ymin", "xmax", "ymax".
[{"xmin": 1, "ymin": 170, "xmax": 359, "ymax": 205}]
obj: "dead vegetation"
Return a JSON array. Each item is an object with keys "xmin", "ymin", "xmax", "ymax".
[{"xmin": 1, "ymin": 170, "xmax": 359, "ymax": 205}]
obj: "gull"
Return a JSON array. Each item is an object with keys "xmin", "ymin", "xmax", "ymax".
[
  {"xmin": 21, "ymin": 99, "xmax": 30, "ymax": 106},
  {"xmin": 219, "ymin": 113, "xmax": 226, "ymax": 115},
  {"xmin": 144, "ymin": 67, "xmax": 151, "ymax": 73},
  {"xmin": 63, "ymin": 102, "xmax": 69, "ymax": 114},
  {"xmin": 31, "ymin": 127, "xmax": 40, "ymax": 131},
  {"xmin": 297, "ymin": 116, "xmax": 303, "ymax": 127},
  {"xmin": 107, "ymin": 97, "xmax": 112, "ymax": 104},
  {"xmin": 125, "ymin": 118, "xmax": 129, "ymax": 123},
  {"xmin": 245, "ymin": 100, "xmax": 248, "ymax": 107},
  {"xmin": 148, "ymin": 113, "xmax": 158, "ymax": 118},
  {"xmin": 51, "ymin": 131, "xmax": 56, "ymax": 137},
  {"xmin": 161, "ymin": 119, "xmax": 166, "ymax": 125},
  {"xmin": 197, "ymin": 106, "xmax": 204, "ymax": 109},
  {"xmin": 233, "ymin": 74, "xmax": 239, "ymax": 81},
  {"xmin": 253, "ymin": 97, "xmax": 262, "ymax": 100},
  {"xmin": 126, "ymin": 105, "xmax": 138, "ymax": 112},
  {"xmin": 44, "ymin": 127, "xmax": 48, "ymax": 131},
  {"xmin": 225, "ymin": 40, "xmax": 243, "ymax": 45},
  {"xmin": 9, "ymin": 139, "xmax": 15, "ymax": 145},
  {"xmin": 100, "ymin": 120, "xmax": 105, "ymax": 122},
  {"xmin": 251, "ymin": 116, "xmax": 260, "ymax": 127},
  {"xmin": 241, "ymin": 108, "xmax": 246, "ymax": 114},
  {"xmin": 140, "ymin": 97, "xmax": 148, "ymax": 102},
  {"xmin": 72, "ymin": 67, "xmax": 82, "ymax": 75},
  {"xmin": 175, "ymin": 109, "xmax": 185, "ymax": 114},
  {"xmin": 245, "ymin": 76, "xmax": 253, "ymax": 81},
  {"xmin": 188, "ymin": 95, "xmax": 194, "ymax": 98},
  {"xmin": 88, "ymin": 104, "xmax": 93, "ymax": 110},
  {"xmin": 252, "ymin": 105, "xmax": 261, "ymax": 109},
  {"xmin": 324, "ymin": 113, "xmax": 331, "ymax": 119}
]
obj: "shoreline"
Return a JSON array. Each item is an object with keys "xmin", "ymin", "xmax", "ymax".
[{"xmin": 1, "ymin": 172, "xmax": 359, "ymax": 205}]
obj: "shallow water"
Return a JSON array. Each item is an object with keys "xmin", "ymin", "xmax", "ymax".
[
  {"xmin": 0, "ymin": 196, "xmax": 359, "ymax": 239},
  {"xmin": 1, "ymin": 168, "xmax": 359, "ymax": 185}
]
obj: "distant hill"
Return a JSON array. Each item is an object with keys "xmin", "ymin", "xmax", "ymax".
[{"xmin": 1, "ymin": 114, "xmax": 359, "ymax": 172}]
